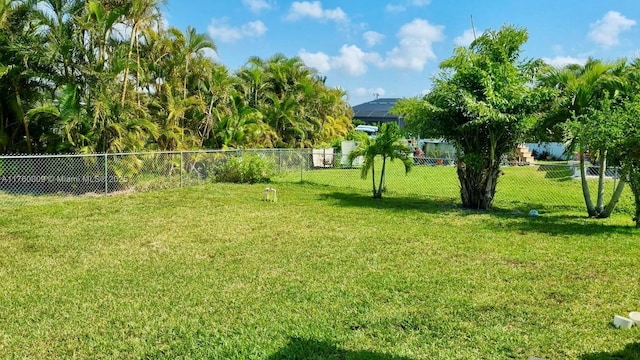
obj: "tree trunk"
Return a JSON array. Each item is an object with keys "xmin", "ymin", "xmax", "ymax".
[
  {"xmin": 371, "ymin": 160, "xmax": 377, "ymax": 198},
  {"xmin": 632, "ymin": 181, "xmax": 640, "ymax": 228},
  {"xmin": 626, "ymin": 168, "xmax": 640, "ymax": 228},
  {"xmin": 579, "ymin": 149, "xmax": 597, "ymax": 217},
  {"xmin": 457, "ymin": 160, "xmax": 499, "ymax": 210},
  {"xmin": 11, "ymin": 81, "xmax": 32, "ymax": 153},
  {"xmin": 376, "ymin": 156, "xmax": 387, "ymax": 198},
  {"xmin": 601, "ymin": 175, "xmax": 627, "ymax": 218},
  {"xmin": 595, "ymin": 149, "xmax": 607, "ymax": 214},
  {"xmin": 120, "ymin": 27, "xmax": 137, "ymax": 106}
]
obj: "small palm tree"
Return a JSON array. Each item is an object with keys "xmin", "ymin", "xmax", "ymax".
[{"xmin": 348, "ymin": 123, "xmax": 412, "ymax": 199}]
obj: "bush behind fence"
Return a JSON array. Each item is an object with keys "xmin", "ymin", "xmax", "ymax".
[{"xmin": 0, "ymin": 149, "xmax": 635, "ymax": 215}]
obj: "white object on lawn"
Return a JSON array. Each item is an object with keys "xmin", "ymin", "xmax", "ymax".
[
  {"xmin": 628, "ymin": 311, "xmax": 640, "ymax": 326},
  {"xmin": 528, "ymin": 209, "xmax": 539, "ymax": 217},
  {"xmin": 263, "ymin": 187, "xmax": 277, "ymax": 203},
  {"xmin": 613, "ymin": 315, "xmax": 634, "ymax": 329}
]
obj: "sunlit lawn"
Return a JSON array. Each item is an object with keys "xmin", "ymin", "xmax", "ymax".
[
  {"xmin": 286, "ymin": 161, "xmax": 635, "ymax": 215},
  {"xmin": 0, "ymin": 180, "xmax": 638, "ymax": 359}
]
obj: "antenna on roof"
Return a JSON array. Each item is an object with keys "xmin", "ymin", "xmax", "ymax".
[
  {"xmin": 373, "ymin": 92, "xmax": 379, "ymax": 100},
  {"xmin": 470, "ymin": 15, "xmax": 477, "ymax": 41}
]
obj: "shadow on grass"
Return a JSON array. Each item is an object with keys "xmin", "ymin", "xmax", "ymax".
[
  {"xmin": 536, "ymin": 163, "xmax": 575, "ymax": 181},
  {"xmin": 478, "ymin": 205, "xmax": 638, "ymax": 236},
  {"xmin": 580, "ymin": 342, "xmax": 640, "ymax": 360},
  {"xmin": 318, "ymin": 191, "xmax": 459, "ymax": 215},
  {"xmin": 504, "ymin": 214, "xmax": 635, "ymax": 236},
  {"xmin": 267, "ymin": 337, "xmax": 413, "ymax": 360},
  {"xmin": 319, "ymin": 191, "xmax": 638, "ymax": 237}
]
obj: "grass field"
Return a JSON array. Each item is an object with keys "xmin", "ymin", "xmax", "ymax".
[
  {"xmin": 1, "ymin": 180, "xmax": 639, "ymax": 359},
  {"xmin": 286, "ymin": 161, "xmax": 635, "ymax": 216}
]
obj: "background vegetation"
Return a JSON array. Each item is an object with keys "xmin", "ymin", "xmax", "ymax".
[{"xmin": 0, "ymin": 0, "xmax": 353, "ymax": 154}]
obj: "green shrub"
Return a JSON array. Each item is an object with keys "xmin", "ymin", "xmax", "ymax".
[{"xmin": 215, "ymin": 153, "xmax": 275, "ymax": 184}]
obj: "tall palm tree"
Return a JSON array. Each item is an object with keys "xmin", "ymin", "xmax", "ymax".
[
  {"xmin": 167, "ymin": 26, "xmax": 215, "ymax": 100},
  {"xmin": 120, "ymin": 0, "xmax": 165, "ymax": 106},
  {"xmin": 540, "ymin": 58, "xmax": 628, "ymax": 217},
  {"xmin": 197, "ymin": 63, "xmax": 234, "ymax": 146},
  {"xmin": 235, "ymin": 58, "xmax": 272, "ymax": 109},
  {"xmin": 348, "ymin": 123, "xmax": 412, "ymax": 199},
  {"xmin": 33, "ymin": 0, "xmax": 84, "ymax": 85},
  {"xmin": 0, "ymin": 0, "xmax": 50, "ymax": 153}
]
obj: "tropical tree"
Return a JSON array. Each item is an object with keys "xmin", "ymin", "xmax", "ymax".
[
  {"xmin": 348, "ymin": 122, "xmax": 412, "ymax": 199},
  {"xmin": 0, "ymin": 0, "xmax": 51, "ymax": 153},
  {"xmin": 0, "ymin": 2, "xmax": 351, "ymax": 153},
  {"xmin": 394, "ymin": 25, "xmax": 550, "ymax": 209},
  {"xmin": 539, "ymin": 58, "xmax": 628, "ymax": 218},
  {"xmin": 604, "ymin": 100, "xmax": 640, "ymax": 227},
  {"xmin": 120, "ymin": 0, "xmax": 165, "ymax": 106},
  {"xmin": 611, "ymin": 59, "xmax": 640, "ymax": 227}
]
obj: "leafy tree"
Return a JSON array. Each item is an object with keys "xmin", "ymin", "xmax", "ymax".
[
  {"xmin": 394, "ymin": 25, "xmax": 549, "ymax": 209},
  {"xmin": 0, "ymin": 1, "xmax": 351, "ymax": 153},
  {"xmin": 539, "ymin": 59, "xmax": 628, "ymax": 218},
  {"xmin": 347, "ymin": 123, "xmax": 412, "ymax": 199},
  {"xmin": 612, "ymin": 59, "xmax": 640, "ymax": 227},
  {"xmin": 606, "ymin": 100, "xmax": 640, "ymax": 227}
]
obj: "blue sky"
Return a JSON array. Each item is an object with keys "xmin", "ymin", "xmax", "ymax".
[{"xmin": 163, "ymin": 0, "xmax": 640, "ymax": 105}]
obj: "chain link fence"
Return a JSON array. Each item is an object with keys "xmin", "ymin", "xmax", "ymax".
[
  {"xmin": 0, "ymin": 149, "xmax": 635, "ymax": 215},
  {"xmin": 292, "ymin": 150, "xmax": 634, "ymax": 215},
  {"xmin": 0, "ymin": 149, "xmax": 308, "ymax": 208}
]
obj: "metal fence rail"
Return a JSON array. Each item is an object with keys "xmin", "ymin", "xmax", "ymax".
[{"xmin": 0, "ymin": 149, "xmax": 634, "ymax": 215}]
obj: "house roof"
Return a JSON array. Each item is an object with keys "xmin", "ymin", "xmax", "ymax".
[{"xmin": 351, "ymin": 98, "xmax": 401, "ymax": 123}]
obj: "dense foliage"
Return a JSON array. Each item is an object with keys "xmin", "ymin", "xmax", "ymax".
[
  {"xmin": 394, "ymin": 25, "xmax": 551, "ymax": 209},
  {"xmin": 538, "ymin": 58, "xmax": 629, "ymax": 218},
  {"xmin": 214, "ymin": 153, "xmax": 275, "ymax": 184},
  {"xmin": 0, "ymin": 0, "xmax": 353, "ymax": 154},
  {"xmin": 347, "ymin": 122, "xmax": 412, "ymax": 199}
]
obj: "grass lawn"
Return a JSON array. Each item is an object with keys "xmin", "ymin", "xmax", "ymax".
[
  {"xmin": 0, "ymin": 182, "xmax": 639, "ymax": 359},
  {"xmin": 287, "ymin": 161, "xmax": 635, "ymax": 216}
]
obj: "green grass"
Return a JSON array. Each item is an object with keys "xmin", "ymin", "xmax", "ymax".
[
  {"xmin": 0, "ymin": 182, "xmax": 639, "ymax": 359},
  {"xmin": 284, "ymin": 162, "xmax": 635, "ymax": 215}
]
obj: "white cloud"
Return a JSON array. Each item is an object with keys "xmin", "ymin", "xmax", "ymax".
[
  {"xmin": 589, "ymin": 11, "xmax": 636, "ymax": 48},
  {"xmin": 363, "ymin": 31, "xmax": 384, "ymax": 47},
  {"xmin": 409, "ymin": 0, "xmax": 430, "ymax": 6},
  {"xmin": 353, "ymin": 87, "xmax": 386, "ymax": 97},
  {"xmin": 454, "ymin": 28, "xmax": 478, "ymax": 47},
  {"xmin": 385, "ymin": 4, "xmax": 406, "ymax": 13},
  {"xmin": 332, "ymin": 45, "xmax": 382, "ymax": 76},
  {"xmin": 299, "ymin": 50, "xmax": 332, "ymax": 73},
  {"xmin": 299, "ymin": 18, "xmax": 444, "ymax": 75},
  {"xmin": 542, "ymin": 56, "xmax": 588, "ymax": 68},
  {"xmin": 242, "ymin": 0, "xmax": 271, "ymax": 13},
  {"xmin": 299, "ymin": 45, "xmax": 381, "ymax": 76},
  {"xmin": 208, "ymin": 18, "xmax": 267, "ymax": 43},
  {"xmin": 385, "ymin": 0, "xmax": 429, "ymax": 12},
  {"xmin": 200, "ymin": 48, "xmax": 219, "ymax": 61},
  {"xmin": 383, "ymin": 18, "xmax": 444, "ymax": 71},
  {"xmin": 286, "ymin": 1, "xmax": 347, "ymax": 22}
]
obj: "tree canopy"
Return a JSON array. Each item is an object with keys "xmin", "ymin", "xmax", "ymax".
[
  {"xmin": 394, "ymin": 25, "xmax": 552, "ymax": 209},
  {"xmin": 0, "ymin": 0, "xmax": 352, "ymax": 154}
]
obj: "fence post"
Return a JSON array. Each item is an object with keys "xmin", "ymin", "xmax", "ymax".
[
  {"xmin": 180, "ymin": 152, "xmax": 183, "ymax": 187},
  {"xmin": 104, "ymin": 153, "xmax": 108, "ymax": 196}
]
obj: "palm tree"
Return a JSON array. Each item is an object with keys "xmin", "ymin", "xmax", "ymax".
[
  {"xmin": 348, "ymin": 123, "xmax": 412, "ymax": 199},
  {"xmin": 197, "ymin": 63, "xmax": 234, "ymax": 146},
  {"xmin": 120, "ymin": 0, "xmax": 165, "ymax": 106},
  {"xmin": 235, "ymin": 58, "xmax": 272, "ymax": 109},
  {"xmin": 0, "ymin": 0, "xmax": 51, "ymax": 153},
  {"xmin": 167, "ymin": 26, "xmax": 216, "ymax": 100},
  {"xmin": 540, "ymin": 58, "xmax": 628, "ymax": 217}
]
